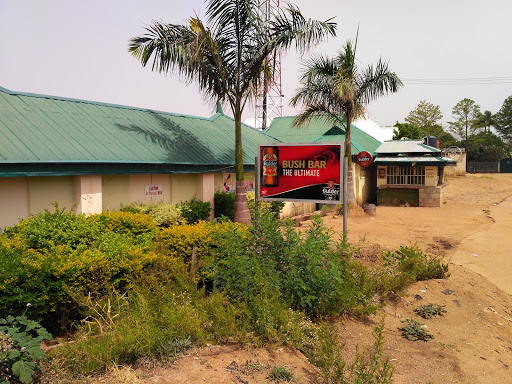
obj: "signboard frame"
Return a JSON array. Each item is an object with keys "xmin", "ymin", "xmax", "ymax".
[{"xmin": 257, "ymin": 142, "xmax": 344, "ymax": 204}]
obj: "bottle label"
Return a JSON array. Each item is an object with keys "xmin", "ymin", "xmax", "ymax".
[{"xmin": 262, "ymin": 153, "xmax": 278, "ymax": 176}]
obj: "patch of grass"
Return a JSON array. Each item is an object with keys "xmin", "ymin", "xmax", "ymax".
[
  {"xmin": 348, "ymin": 316, "xmax": 394, "ymax": 383},
  {"xmin": 304, "ymin": 317, "xmax": 394, "ymax": 384},
  {"xmin": 269, "ymin": 366, "xmax": 294, "ymax": 383},
  {"xmin": 414, "ymin": 303, "xmax": 447, "ymax": 319},
  {"xmin": 241, "ymin": 360, "xmax": 268, "ymax": 375},
  {"xmin": 400, "ymin": 319, "xmax": 434, "ymax": 341},
  {"xmin": 383, "ymin": 245, "xmax": 449, "ymax": 281}
]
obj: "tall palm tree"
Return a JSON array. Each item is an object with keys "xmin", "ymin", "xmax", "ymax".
[
  {"xmin": 475, "ymin": 110, "xmax": 496, "ymax": 133},
  {"xmin": 290, "ymin": 36, "xmax": 402, "ymax": 210},
  {"xmin": 129, "ymin": 0, "xmax": 336, "ymax": 224}
]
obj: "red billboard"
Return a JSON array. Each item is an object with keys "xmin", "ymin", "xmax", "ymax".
[{"xmin": 258, "ymin": 143, "xmax": 343, "ymax": 204}]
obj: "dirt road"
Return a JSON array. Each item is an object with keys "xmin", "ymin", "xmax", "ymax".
[{"xmin": 450, "ymin": 196, "xmax": 512, "ymax": 295}]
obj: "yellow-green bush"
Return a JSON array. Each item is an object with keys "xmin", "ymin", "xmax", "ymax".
[
  {"xmin": 0, "ymin": 207, "xmax": 163, "ymax": 332},
  {"xmin": 154, "ymin": 221, "xmax": 248, "ymax": 262}
]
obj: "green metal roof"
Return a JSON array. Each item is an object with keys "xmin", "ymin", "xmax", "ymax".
[
  {"xmin": 0, "ymin": 86, "xmax": 277, "ymax": 176},
  {"xmin": 263, "ymin": 115, "xmax": 382, "ymax": 154}
]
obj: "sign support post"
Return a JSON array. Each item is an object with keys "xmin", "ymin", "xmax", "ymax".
[
  {"xmin": 254, "ymin": 157, "xmax": 259, "ymax": 220},
  {"xmin": 343, "ymin": 156, "xmax": 348, "ymax": 235}
]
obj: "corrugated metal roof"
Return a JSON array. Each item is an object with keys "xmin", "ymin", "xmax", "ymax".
[
  {"xmin": 0, "ymin": 86, "xmax": 277, "ymax": 174},
  {"xmin": 376, "ymin": 140, "xmax": 441, "ymax": 154},
  {"xmin": 375, "ymin": 156, "xmax": 456, "ymax": 165},
  {"xmin": 263, "ymin": 115, "xmax": 382, "ymax": 154}
]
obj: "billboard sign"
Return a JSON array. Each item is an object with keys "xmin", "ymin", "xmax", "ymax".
[{"xmin": 258, "ymin": 143, "xmax": 343, "ymax": 204}]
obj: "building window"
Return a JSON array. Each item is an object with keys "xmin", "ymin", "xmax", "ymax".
[{"xmin": 387, "ymin": 166, "xmax": 425, "ymax": 185}]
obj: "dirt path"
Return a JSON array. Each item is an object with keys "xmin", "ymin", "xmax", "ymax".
[{"xmin": 450, "ymin": 195, "xmax": 512, "ymax": 295}]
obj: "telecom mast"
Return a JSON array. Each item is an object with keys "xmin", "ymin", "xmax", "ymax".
[{"xmin": 255, "ymin": 0, "xmax": 283, "ymax": 130}]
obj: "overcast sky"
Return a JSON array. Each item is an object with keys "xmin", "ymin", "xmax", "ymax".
[{"xmin": 1, "ymin": 0, "xmax": 511, "ymax": 128}]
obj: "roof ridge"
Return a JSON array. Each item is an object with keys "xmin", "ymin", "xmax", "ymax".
[{"xmin": 0, "ymin": 85, "xmax": 214, "ymax": 121}]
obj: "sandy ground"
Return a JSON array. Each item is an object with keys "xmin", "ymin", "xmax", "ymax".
[{"xmin": 84, "ymin": 174, "xmax": 512, "ymax": 383}]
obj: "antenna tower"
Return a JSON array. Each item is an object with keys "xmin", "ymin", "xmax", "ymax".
[{"xmin": 255, "ymin": 0, "xmax": 283, "ymax": 130}]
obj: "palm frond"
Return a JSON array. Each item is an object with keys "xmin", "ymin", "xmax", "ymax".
[
  {"xmin": 269, "ymin": 4, "xmax": 336, "ymax": 53},
  {"xmin": 294, "ymin": 104, "xmax": 342, "ymax": 128},
  {"xmin": 128, "ymin": 23, "xmax": 196, "ymax": 75},
  {"xmin": 357, "ymin": 58, "xmax": 403, "ymax": 105}
]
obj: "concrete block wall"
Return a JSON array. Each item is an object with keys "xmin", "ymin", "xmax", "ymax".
[{"xmin": 419, "ymin": 186, "xmax": 442, "ymax": 207}]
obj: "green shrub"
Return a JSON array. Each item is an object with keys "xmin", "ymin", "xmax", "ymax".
[
  {"xmin": 0, "ymin": 313, "xmax": 52, "ymax": 384},
  {"xmin": 347, "ymin": 316, "xmax": 394, "ymax": 383},
  {"xmin": 246, "ymin": 191, "xmax": 285, "ymax": 219},
  {"xmin": 147, "ymin": 203, "xmax": 185, "ymax": 227},
  {"xmin": 414, "ymin": 303, "xmax": 447, "ymax": 319},
  {"xmin": 304, "ymin": 317, "xmax": 394, "ymax": 384},
  {"xmin": 180, "ymin": 198, "xmax": 211, "ymax": 224},
  {"xmin": 213, "ymin": 191, "xmax": 235, "ymax": 220},
  {"xmin": 3, "ymin": 204, "xmax": 101, "ymax": 253},
  {"xmin": 383, "ymin": 245, "xmax": 449, "ymax": 281},
  {"xmin": 119, "ymin": 202, "xmax": 184, "ymax": 226},
  {"xmin": 210, "ymin": 212, "xmax": 362, "ymax": 319},
  {"xmin": 269, "ymin": 366, "xmax": 294, "ymax": 383},
  {"xmin": 0, "ymin": 208, "xmax": 161, "ymax": 332},
  {"xmin": 400, "ymin": 318, "xmax": 434, "ymax": 341},
  {"xmin": 50, "ymin": 284, "xmax": 247, "ymax": 375}
]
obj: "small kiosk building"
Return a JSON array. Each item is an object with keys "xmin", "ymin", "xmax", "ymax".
[{"xmin": 375, "ymin": 140, "xmax": 456, "ymax": 207}]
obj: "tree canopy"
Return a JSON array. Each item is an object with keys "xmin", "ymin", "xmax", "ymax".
[
  {"xmin": 495, "ymin": 96, "xmax": 512, "ymax": 142},
  {"xmin": 448, "ymin": 98, "xmax": 481, "ymax": 144},
  {"xmin": 467, "ymin": 131, "xmax": 510, "ymax": 162},
  {"xmin": 129, "ymin": 0, "xmax": 336, "ymax": 223},
  {"xmin": 404, "ymin": 100, "xmax": 443, "ymax": 135},
  {"xmin": 475, "ymin": 110, "xmax": 496, "ymax": 133},
  {"xmin": 392, "ymin": 122, "xmax": 425, "ymax": 140}
]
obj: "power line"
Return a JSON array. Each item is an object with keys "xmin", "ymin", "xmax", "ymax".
[{"xmin": 402, "ymin": 75, "xmax": 512, "ymax": 85}]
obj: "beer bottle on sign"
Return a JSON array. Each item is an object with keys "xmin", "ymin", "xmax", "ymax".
[{"xmin": 261, "ymin": 146, "xmax": 279, "ymax": 187}]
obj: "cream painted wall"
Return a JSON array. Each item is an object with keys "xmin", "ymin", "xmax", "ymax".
[
  {"xmin": 171, "ymin": 174, "xmax": 197, "ymax": 203},
  {"xmin": 214, "ymin": 173, "xmax": 224, "ymax": 192},
  {"xmin": 129, "ymin": 174, "xmax": 171, "ymax": 204},
  {"xmin": 28, "ymin": 176, "xmax": 75, "ymax": 215},
  {"xmin": 425, "ymin": 166, "xmax": 438, "ymax": 187},
  {"xmin": 354, "ymin": 164, "xmax": 375, "ymax": 204},
  {"xmin": 0, "ymin": 177, "xmax": 29, "ymax": 231},
  {"xmin": 102, "ymin": 175, "xmax": 130, "ymax": 211},
  {"xmin": 74, "ymin": 175, "xmax": 102, "ymax": 215}
]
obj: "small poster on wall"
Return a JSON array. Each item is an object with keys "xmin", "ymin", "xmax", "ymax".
[
  {"xmin": 222, "ymin": 173, "xmax": 254, "ymax": 193},
  {"xmin": 145, "ymin": 184, "xmax": 163, "ymax": 197}
]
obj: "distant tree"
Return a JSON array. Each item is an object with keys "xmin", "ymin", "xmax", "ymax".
[
  {"xmin": 392, "ymin": 122, "xmax": 425, "ymax": 140},
  {"xmin": 404, "ymin": 100, "xmax": 443, "ymax": 135},
  {"xmin": 466, "ymin": 131, "xmax": 510, "ymax": 162},
  {"xmin": 474, "ymin": 110, "xmax": 496, "ymax": 133},
  {"xmin": 495, "ymin": 96, "xmax": 512, "ymax": 141},
  {"xmin": 129, "ymin": 0, "xmax": 336, "ymax": 224},
  {"xmin": 448, "ymin": 98, "xmax": 481, "ymax": 145}
]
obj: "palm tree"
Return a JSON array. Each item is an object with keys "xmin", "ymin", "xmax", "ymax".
[
  {"xmin": 290, "ymin": 35, "xmax": 402, "ymax": 212},
  {"xmin": 129, "ymin": 0, "xmax": 336, "ymax": 224},
  {"xmin": 475, "ymin": 110, "xmax": 496, "ymax": 133}
]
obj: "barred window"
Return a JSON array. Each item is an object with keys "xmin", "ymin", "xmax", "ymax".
[{"xmin": 387, "ymin": 166, "xmax": 425, "ymax": 185}]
